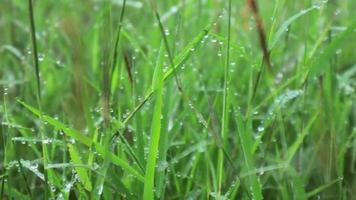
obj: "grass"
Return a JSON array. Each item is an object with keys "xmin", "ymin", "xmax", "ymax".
[{"xmin": 1, "ymin": 0, "xmax": 356, "ymax": 199}]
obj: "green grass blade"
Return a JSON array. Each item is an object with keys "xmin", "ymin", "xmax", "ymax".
[
  {"xmin": 143, "ymin": 44, "xmax": 164, "ymax": 200},
  {"xmin": 306, "ymin": 178, "xmax": 343, "ymax": 198},
  {"xmin": 17, "ymin": 100, "xmax": 144, "ymax": 182},
  {"xmin": 67, "ymin": 144, "xmax": 92, "ymax": 191},
  {"xmin": 307, "ymin": 21, "xmax": 356, "ymax": 78},
  {"xmin": 27, "ymin": 0, "xmax": 41, "ymax": 98},
  {"xmin": 236, "ymin": 110, "xmax": 262, "ymax": 200},
  {"xmin": 217, "ymin": 0, "xmax": 232, "ymax": 196},
  {"xmin": 122, "ymin": 22, "xmax": 213, "ymax": 125},
  {"xmin": 269, "ymin": 6, "xmax": 316, "ymax": 50},
  {"xmin": 285, "ymin": 112, "xmax": 319, "ymax": 165}
]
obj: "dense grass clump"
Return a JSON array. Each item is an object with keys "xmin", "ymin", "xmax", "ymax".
[{"xmin": 1, "ymin": 0, "xmax": 355, "ymax": 199}]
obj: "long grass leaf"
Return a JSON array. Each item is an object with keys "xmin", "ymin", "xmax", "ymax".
[
  {"xmin": 236, "ymin": 111, "xmax": 262, "ymax": 200},
  {"xmin": 17, "ymin": 100, "xmax": 144, "ymax": 182},
  {"xmin": 143, "ymin": 43, "xmax": 165, "ymax": 200}
]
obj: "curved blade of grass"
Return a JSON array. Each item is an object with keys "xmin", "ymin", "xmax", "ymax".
[
  {"xmin": 122, "ymin": 21, "xmax": 213, "ymax": 126},
  {"xmin": 17, "ymin": 100, "xmax": 144, "ymax": 182},
  {"xmin": 269, "ymin": 7, "xmax": 316, "ymax": 50},
  {"xmin": 143, "ymin": 43, "xmax": 164, "ymax": 200}
]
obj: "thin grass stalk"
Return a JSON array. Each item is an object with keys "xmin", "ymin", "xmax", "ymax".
[
  {"xmin": 149, "ymin": 1, "xmax": 184, "ymax": 92},
  {"xmin": 27, "ymin": 0, "xmax": 49, "ymax": 198},
  {"xmin": 247, "ymin": 0, "xmax": 272, "ymax": 72},
  {"xmin": 110, "ymin": 0, "xmax": 127, "ymax": 87},
  {"xmin": 217, "ymin": 0, "xmax": 232, "ymax": 196},
  {"xmin": 28, "ymin": 0, "xmax": 41, "ymax": 99}
]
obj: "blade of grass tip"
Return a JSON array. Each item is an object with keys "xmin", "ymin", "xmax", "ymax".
[
  {"xmin": 17, "ymin": 100, "xmax": 144, "ymax": 182},
  {"xmin": 149, "ymin": 0, "xmax": 183, "ymax": 92},
  {"xmin": 122, "ymin": 51, "xmax": 134, "ymax": 86},
  {"xmin": 27, "ymin": 0, "xmax": 50, "ymax": 198},
  {"xmin": 217, "ymin": 0, "xmax": 232, "ymax": 196},
  {"xmin": 266, "ymin": 0, "xmax": 280, "ymax": 46},
  {"xmin": 109, "ymin": 0, "xmax": 127, "ymax": 87},
  {"xmin": 247, "ymin": 0, "xmax": 273, "ymax": 72},
  {"xmin": 143, "ymin": 43, "xmax": 165, "ymax": 200}
]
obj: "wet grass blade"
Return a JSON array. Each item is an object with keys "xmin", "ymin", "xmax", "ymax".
[
  {"xmin": 67, "ymin": 144, "xmax": 92, "ymax": 191},
  {"xmin": 28, "ymin": 0, "xmax": 41, "ymax": 98},
  {"xmin": 17, "ymin": 100, "xmax": 144, "ymax": 182},
  {"xmin": 122, "ymin": 22, "xmax": 213, "ymax": 126},
  {"xmin": 143, "ymin": 44, "xmax": 164, "ymax": 200},
  {"xmin": 306, "ymin": 177, "xmax": 343, "ymax": 198},
  {"xmin": 110, "ymin": 0, "xmax": 127, "ymax": 87},
  {"xmin": 269, "ymin": 7, "xmax": 316, "ymax": 50},
  {"xmin": 236, "ymin": 110, "xmax": 262, "ymax": 200},
  {"xmin": 149, "ymin": 0, "xmax": 183, "ymax": 91},
  {"xmin": 27, "ymin": 1, "xmax": 51, "ymax": 197},
  {"xmin": 217, "ymin": 0, "xmax": 232, "ymax": 196},
  {"xmin": 307, "ymin": 21, "xmax": 356, "ymax": 79}
]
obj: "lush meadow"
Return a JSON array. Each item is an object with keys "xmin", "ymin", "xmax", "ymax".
[{"xmin": 1, "ymin": 0, "xmax": 356, "ymax": 199}]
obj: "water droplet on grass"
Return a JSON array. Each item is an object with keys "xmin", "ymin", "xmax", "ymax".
[
  {"xmin": 164, "ymin": 29, "xmax": 170, "ymax": 36},
  {"xmin": 38, "ymin": 53, "xmax": 45, "ymax": 62},
  {"xmin": 257, "ymin": 125, "xmax": 264, "ymax": 132}
]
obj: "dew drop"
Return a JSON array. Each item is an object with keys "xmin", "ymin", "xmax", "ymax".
[{"xmin": 257, "ymin": 125, "xmax": 264, "ymax": 132}]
